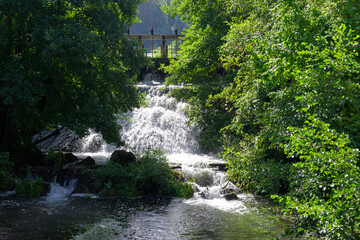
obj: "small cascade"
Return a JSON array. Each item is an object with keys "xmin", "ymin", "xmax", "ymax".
[
  {"xmin": 45, "ymin": 178, "xmax": 77, "ymax": 202},
  {"xmin": 1, "ymin": 79, "xmax": 289, "ymax": 240},
  {"xmin": 80, "ymin": 129, "xmax": 105, "ymax": 153},
  {"xmin": 74, "ymin": 130, "xmax": 116, "ymax": 165}
]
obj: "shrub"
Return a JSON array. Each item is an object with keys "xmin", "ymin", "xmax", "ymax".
[
  {"xmin": 272, "ymin": 117, "xmax": 360, "ymax": 239},
  {"xmin": 0, "ymin": 152, "xmax": 15, "ymax": 191},
  {"xmin": 135, "ymin": 149, "xmax": 173, "ymax": 195},
  {"xmin": 15, "ymin": 177, "xmax": 44, "ymax": 198},
  {"xmin": 43, "ymin": 151, "xmax": 66, "ymax": 172},
  {"xmin": 93, "ymin": 149, "xmax": 194, "ymax": 198},
  {"xmin": 223, "ymin": 137, "xmax": 290, "ymax": 195},
  {"xmin": 93, "ymin": 161, "xmax": 139, "ymax": 197},
  {"xmin": 135, "ymin": 149, "xmax": 193, "ymax": 198}
]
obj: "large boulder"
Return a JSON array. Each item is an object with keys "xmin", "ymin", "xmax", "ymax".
[
  {"xmin": 222, "ymin": 187, "xmax": 239, "ymax": 201},
  {"xmin": 64, "ymin": 153, "xmax": 78, "ymax": 164},
  {"xmin": 110, "ymin": 150, "xmax": 136, "ymax": 166},
  {"xmin": 224, "ymin": 192, "xmax": 239, "ymax": 201},
  {"xmin": 33, "ymin": 127, "xmax": 81, "ymax": 152},
  {"xmin": 79, "ymin": 156, "xmax": 96, "ymax": 167}
]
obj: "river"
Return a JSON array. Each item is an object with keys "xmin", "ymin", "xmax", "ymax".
[{"xmin": 0, "ymin": 78, "xmax": 289, "ymax": 239}]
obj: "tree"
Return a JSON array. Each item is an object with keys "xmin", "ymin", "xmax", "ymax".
[
  {"xmin": 163, "ymin": 0, "xmax": 238, "ymax": 150},
  {"xmin": 165, "ymin": 0, "xmax": 360, "ymax": 237},
  {"xmin": 0, "ymin": 0, "xmax": 148, "ymax": 151}
]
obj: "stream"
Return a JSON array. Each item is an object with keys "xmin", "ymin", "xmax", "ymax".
[{"xmin": 0, "ymin": 78, "xmax": 289, "ymax": 239}]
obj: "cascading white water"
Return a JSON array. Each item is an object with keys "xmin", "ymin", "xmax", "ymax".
[
  {"xmin": 119, "ymin": 83, "xmax": 199, "ymax": 154},
  {"xmin": 45, "ymin": 178, "xmax": 78, "ymax": 202},
  {"xmin": 70, "ymin": 79, "xmax": 244, "ymax": 212},
  {"xmin": 74, "ymin": 129, "xmax": 116, "ymax": 165},
  {"xmin": 117, "ymin": 80, "xmax": 244, "ymax": 212}
]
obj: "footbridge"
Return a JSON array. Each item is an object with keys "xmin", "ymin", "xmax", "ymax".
[{"xmin": 125, "ymin": 28, "xmax": 184, "ymax": 59}]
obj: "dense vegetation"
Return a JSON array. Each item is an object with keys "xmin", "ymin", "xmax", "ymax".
[
  {"xmin": 165, "ymin": 0, "xmax": 360, "ymax": 238},
  {"xmin": 0, "ymin": 0, "xmax": 149, "ymax": 152},
  {"xmin": 93, "ymin": 149, "xmax": 193, "ymax": 198}
]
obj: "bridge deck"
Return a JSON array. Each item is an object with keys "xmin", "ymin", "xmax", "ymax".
[
  {"xmin": 125, "ymin": 33, "xmax": 183, "ymax": 58},
  {"xmin": 125, "ymin": 34, "xmax": 184, "ymax": 41}
]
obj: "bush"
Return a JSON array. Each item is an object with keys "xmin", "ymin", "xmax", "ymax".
[
  {"xmin": 0, "ymin": 152, "xmax": 15, "ymax": 191},
  {"xmin": 15, "ymin": 177, "xmax": 44, "ymax": 198},
  {"xmin": 136, "ymin": 149, "xmax": 172, "ymax": 195},
  {"xmin": 43, "ymin": 152, "xmax": 63, "ymax": 175},
  {"xmin": 94, "ymin": 161, "xmax": 139, "ymax": 197},
  {"xmin": 93, "ymin": 149, "xmax": 193, "ymax": 198},
  {"xmin": 135, "ymin": 149, "xmax": 193, "ymax": 198},
  {"xmin": 223, "ymin": 137, "xmax": 290, "ymax": 195},
  {"xmin": 272, "ymin": 117, "xmax": 360, "ymax": 239}
]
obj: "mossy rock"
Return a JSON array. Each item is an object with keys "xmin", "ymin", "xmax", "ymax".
[
  {"xmin": 110, "ymin": 150, "xmax": 136, "ymax": 166},
  {"xmin": 80, "ymin": 156, "xmax": 96, "ymax": 167}
]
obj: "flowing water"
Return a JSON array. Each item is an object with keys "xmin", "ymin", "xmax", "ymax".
[{"xmin": 0, "ymin": 79, "xmax": 289, "ymax": 239}]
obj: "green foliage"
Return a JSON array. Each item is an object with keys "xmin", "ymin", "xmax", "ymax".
[
  {"xmin": 135, "ymin": 149, "xmax": 193, "ymax": 198},
  {"xmin": 15, "ymin": 177, "xmax": 44, "ymax": 198},
  {"xmin": 0, "ymin": 152, "xmax": 15, "ymax": 191},
  {"xmin": 94, "ymin": 160, "xmax": 140, "ymax": 197},
  {"xmin": 272, "ymin": 118, "xmax": 360, "ymax": 239},
  {"xmin": 0, "ymin": 0, "xmax": 149, "ymax": 151},
  {"xmin": 93, "ymin": 149, "xmax": 193, "ymax": 198},
  {"xmin": 165, "ymin": 0, "xmax": 360, "ymax": 238},
  {"xmin": 136, "ymin": 149, "xmax": 172, "ymax": 194},
  {"xmin": 163, "ymin": 0, "xmax": 237, "ymax": 150},
  {"xmin": 43, "ymin": 151, "xmax": 67, "ymax": 175},
  {"xmin": 223, "ymin": 137, "xmax": 290, "ymax": 195}
]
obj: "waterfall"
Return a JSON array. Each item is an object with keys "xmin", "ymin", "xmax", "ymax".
[
  {"xmin": 119, "ymin": 84, "xmax": 199, "ymax": 154},
  {"xmin": 48, "ymin": 79, "xmax": 243, "ymax": 212},
  {"xmin": 117, "ymin": 80, "xmax": 243, "ymax": 212}
]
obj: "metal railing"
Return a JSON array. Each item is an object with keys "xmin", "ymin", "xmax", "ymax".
[{"xmin": 125, "ymin": 27, "xmax": 184, "ymax": 59}]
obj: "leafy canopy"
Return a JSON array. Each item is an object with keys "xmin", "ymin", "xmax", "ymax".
[
  {"xmin": 165, "ymin": 0, "xmax": 360, "ymax": 238},
  {"xmin": 0, "ymin": 0, "xmax": 148, "ymax": 150}
]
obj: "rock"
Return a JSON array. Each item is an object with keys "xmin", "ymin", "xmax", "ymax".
[
  {"xmin": 110, "ymin": 150, "xmax": 136, "ymax": 166},
  {"xmin": 64, "ymin": 153, "xmax": 78, "ymax": 164},
  {"xmin": 222, "ymin": 187, "xmax": 239, "ymax": 201},
  {"xmin": 208, "ymin": 162, "xmax": 227, "ymax": 171},
  {"xmin": 171, "ymin": 169, "xmax": 185, "ymax": 182},
  {"xmin": 224, "ymin": 192, "xmax": 239, "ymax": 201},
  {"xmin": 80, "ymin": 156, "xmax": 96, "ymax": 167},
  {"xmin": 34, "ymin": 127, "xmax": 81, "ymax": 152},
  {"xmin": 192, "ymin": 171, "xmax": 213, "ymax": 187},
  {"xmin": 170, "ymin": 163, "xmax": 182, "ymax": 170},
  {"xmin": 199, "ymin": 190, "xmax": 209, "ymax": 199},
  {"xmin": 31, "ymin": 166, "xmax": 54, "ymax": 182}
]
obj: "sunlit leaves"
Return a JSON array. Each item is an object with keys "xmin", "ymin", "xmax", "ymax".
[{"xmin": 273, "ymin": 118, "xmax": 360, "ymax": 239}]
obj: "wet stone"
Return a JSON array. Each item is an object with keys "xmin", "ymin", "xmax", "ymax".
[{"xmin": 224, "ymin": 192, "xmax": 239, "ymax": 201}]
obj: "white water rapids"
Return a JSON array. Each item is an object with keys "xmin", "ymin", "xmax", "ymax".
[{"xmin": 66, "ymin": 79, "xmax": 244, "ymax": 213}]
